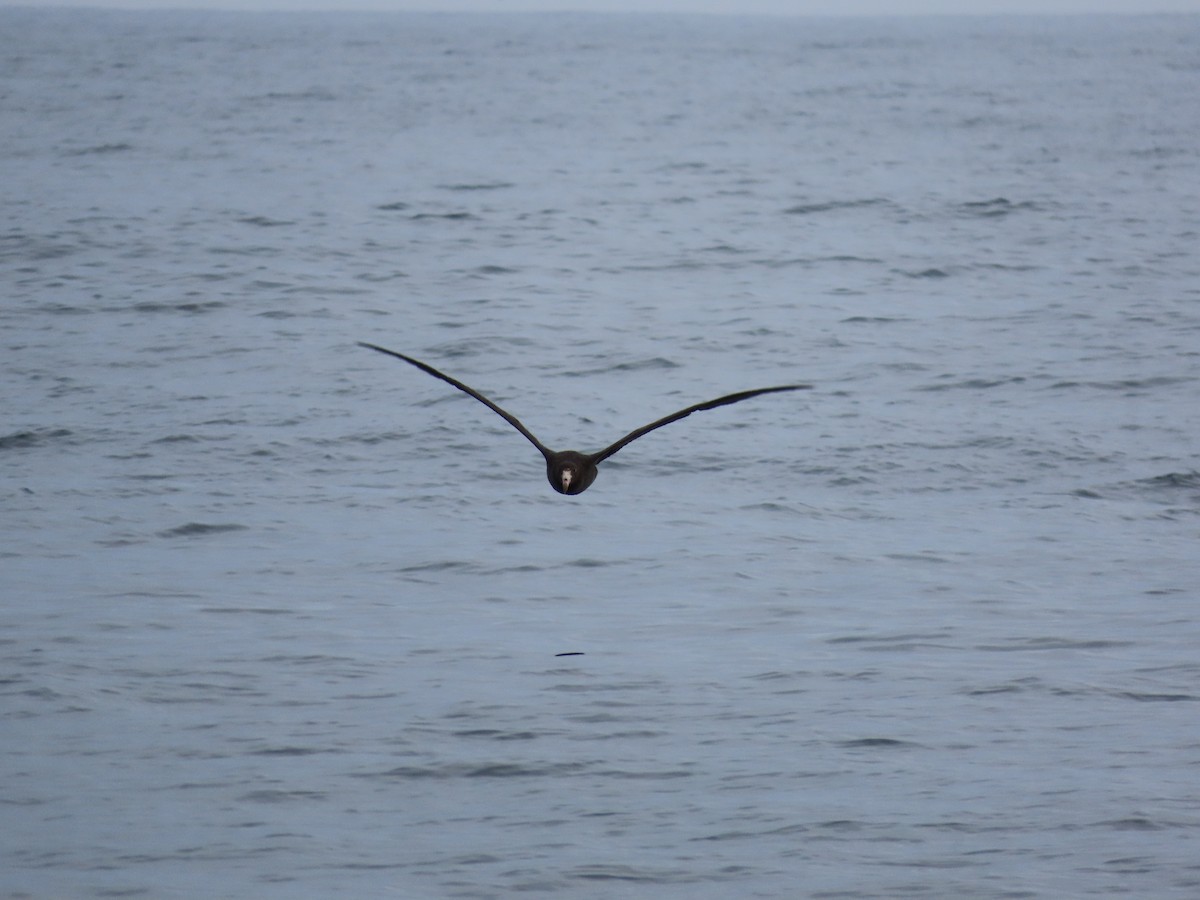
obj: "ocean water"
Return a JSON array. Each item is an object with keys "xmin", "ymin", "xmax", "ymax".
[{"xmin": 3, "ymin": 8, "xmax": 1199, "ymax": 898}]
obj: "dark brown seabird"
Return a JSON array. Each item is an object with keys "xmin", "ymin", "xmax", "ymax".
[{"xmin": 358, "ymin": 341, "xmax": 810, "ymax": 496}]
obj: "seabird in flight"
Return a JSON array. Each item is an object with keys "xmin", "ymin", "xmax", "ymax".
[{"xmin": 358, "ymin": 341, "xmax": 809, "ymax": 495}]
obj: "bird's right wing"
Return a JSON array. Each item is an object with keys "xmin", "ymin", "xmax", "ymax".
[{"xmin": 358, "ymin": 342, "xmax": 551, "ymax": 459}]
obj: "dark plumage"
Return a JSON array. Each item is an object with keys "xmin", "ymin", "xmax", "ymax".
[{"xmin": 358, "ymin": 341, "xmax": 810, "ymax": 495}]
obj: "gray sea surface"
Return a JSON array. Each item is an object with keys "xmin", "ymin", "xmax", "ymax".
[{"xmin": 3, "ymin": 9, "xmax": 1199, "ymax": 898}]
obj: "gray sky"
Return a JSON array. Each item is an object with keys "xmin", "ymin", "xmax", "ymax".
[{"xmin": 5, "ymin": 0, "xmax": 1199, "ymax": 14}]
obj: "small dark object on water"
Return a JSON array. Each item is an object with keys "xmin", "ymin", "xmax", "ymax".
[
  {"xmin": 555, "ymin": 652, "xmax": 585, "ymax": 657},
  {"xmin": 358, "ymin": 341, "xmax": 810, "ymax": 496}
]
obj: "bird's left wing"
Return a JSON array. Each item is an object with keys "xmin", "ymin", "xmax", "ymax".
[{"xmin": 590, "ymin": 383, "xmax": 810, "ymax": 465}]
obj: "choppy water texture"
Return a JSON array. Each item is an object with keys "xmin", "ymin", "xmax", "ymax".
[{"xmin": 3, "ymin": 9, "xmax": 1200, "ymax": 899}]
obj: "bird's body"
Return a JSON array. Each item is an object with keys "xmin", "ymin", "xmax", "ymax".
[
  {"xmin": 545, "ymin": 449, "xmax": 598, "ymax": 496},
  {"xmin": 358, "ymin": 341, "xmax": 809, "ymax": 495}
]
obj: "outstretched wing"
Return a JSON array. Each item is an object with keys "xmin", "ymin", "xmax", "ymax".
[
  {"xmin": 358, "ymin": 342, "xmax": 551, "ymax": 458},
  {"xmin": 591, "ymin": 384, "xmax": 810, "ymax": 465}
]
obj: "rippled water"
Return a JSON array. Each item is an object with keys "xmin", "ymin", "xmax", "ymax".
[{"xmin": 3, "ymin": 10, "xmax": 1199, "ymax": 898}]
